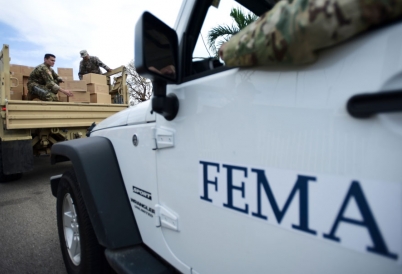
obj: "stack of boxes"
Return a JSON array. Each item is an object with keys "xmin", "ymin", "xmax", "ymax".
[
  {"xmin": 8, "ymin": 65, "xmax": 112, "ymax": 104},
  {"xmin": 9, "ymin": 64, "xmax": 34, "ymax": 100},
  {"xmin": 57, "ymin": 68, "xmax": 73, "ymax": 102},
  {"xmin": 83, "ymin": 73, "xmax": 112, "ymax": 104},
  {"xmin": 58, "ymin": 68, "xmax": 90, "ymax": 103}
]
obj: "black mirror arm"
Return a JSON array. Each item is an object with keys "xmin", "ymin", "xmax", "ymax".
[{"xmin": 151, "ymin": 80, "xmax": 179, "ymax": 121}]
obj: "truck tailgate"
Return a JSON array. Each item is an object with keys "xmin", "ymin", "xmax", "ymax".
[{"xmin": 5, "ymin": 100, "xmax": 127, "ymax": 129}]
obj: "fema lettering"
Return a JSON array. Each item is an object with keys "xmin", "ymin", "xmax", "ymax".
[{"xmin": 199, "ymin": 161, "xmax": 399, "ymax": 260}]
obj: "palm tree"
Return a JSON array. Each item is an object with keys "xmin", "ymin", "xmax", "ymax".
[{"xmin": 208, "ymin": 7, "xmax": 258, "ymax": 57}]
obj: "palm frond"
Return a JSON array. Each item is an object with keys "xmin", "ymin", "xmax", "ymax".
[
  {"xmin": 207, "ymin": 24, "xmax": 240, "ymax": 55},
  {"xmin": 208, "ymin": 25, "xmax": 240, "ymax": 45},
  {"xmin": 230, "ymin": 7, "xmax": 258, "ymax": 30},
  {"xmin": 206, "ymin": 7, "xmax": 258, "ymax": 57}
]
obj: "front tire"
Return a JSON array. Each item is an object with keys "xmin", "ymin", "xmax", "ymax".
[{"xmin": 56, "ymin": 169, "xmax": 111, "ymax": 273}]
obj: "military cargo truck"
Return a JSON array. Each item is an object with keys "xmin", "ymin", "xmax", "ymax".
[{"xmin": 0, "ymin": 44, "xmax": 128, "ymax": 182}]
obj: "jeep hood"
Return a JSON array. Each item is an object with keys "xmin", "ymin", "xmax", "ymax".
[{"xmin": 91, "ymin": 101, "xmax": 155, "ymax": 132}]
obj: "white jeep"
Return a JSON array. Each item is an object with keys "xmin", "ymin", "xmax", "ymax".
[{"xmin": 50, "ymin": 0, "xmax": 402, "ymax": 273}]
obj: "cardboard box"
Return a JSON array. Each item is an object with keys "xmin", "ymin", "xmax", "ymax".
[
  {"xmin": 90, "ymin": 93, "xmax": 111, "ymax": 104},
  {"xmin": 57, "ymin": 68, "xmax": 73, "ymax": 77},
  {"xmin": 83, "ymin": 73, "xmax": 107, "ymax": 85},
  {"xmin": 68, "ymin": 91, "xmax": 90, "ymax": 103},
  {"xmin": 87, "ymin": 84, "xmax": 109, "ymax": 94},
  {"xmin": 10, "ymin": 65, "xmax": 22, "ymax": 75},
  {"xmin": 25, "ymin": 67, "xmax": 34, "ymax": 76},
  {"xmin": 58, "ymin": 96, "xmax": 68, "ymax": 102},
  {"xmin": 10, "ymin": 73, "xmax": 23, "ymax": 92},
  {"xmin": 10, "ymin": 89, "xmax": 23, "ymax": 100},
  {"xmin": 60, "ymin": 76, "xmax": 74, "ymax": 81},
  {"xmin": 58, "ymin": 91, "xmax": 68, "ymax": 102},
  {"xmin": 10, "ymin": 65, "xmax": 34, "ymax": 76},
  {"xmin": 60, "ymin": 80, "xmax": 87, "ymax": 92},
  {"xmin": 23, "ymin": 86, "xmax": 29, "ymax": 99},
  {"xmin": 23, "ymin": 77, "xmax": 29, "ymax": 95}
]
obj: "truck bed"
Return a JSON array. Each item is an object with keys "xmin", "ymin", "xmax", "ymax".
[{"xmin": 5, "ymin": 100, "xmax": 127, "ymax": 129}]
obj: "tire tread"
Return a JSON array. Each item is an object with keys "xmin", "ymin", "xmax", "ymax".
[{"xmin": 56, "ymin": 168, "xmax": 113, "ymax": 274}]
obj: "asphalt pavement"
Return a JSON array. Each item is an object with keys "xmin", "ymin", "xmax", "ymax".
[{"xmin": 0, "ymin": 155, "xmax": 72, "ymax": 273}]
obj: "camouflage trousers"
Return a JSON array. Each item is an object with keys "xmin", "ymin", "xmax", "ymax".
[{"xmin": 27, "ymin": 83, "xmax": 59, "ymax": 101}]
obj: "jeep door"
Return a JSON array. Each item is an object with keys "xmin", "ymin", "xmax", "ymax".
[{"xmin": 153, "ymin": 1, "xmax": 402, "ymax": 273}]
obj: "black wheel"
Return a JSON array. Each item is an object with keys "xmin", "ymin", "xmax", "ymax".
[
  {"xmin": 0, "ymin": 171, "xmax": 22, "ymax": 183},
  {"xmin": 0, "ymin": 146, "xmax": 22, "ymax": 183},
  {"xmin": 56, "ymin": 168, "xmax": 112, "ymax": 273}
]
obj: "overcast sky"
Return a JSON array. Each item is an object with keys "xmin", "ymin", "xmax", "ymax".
[
  {"xmin": 0, "ymin": 0, "xmax": 184, "ymax": 79},
  {"xmin": 0, "ymin": 0, "xmax": 245, "ymax": 79}
]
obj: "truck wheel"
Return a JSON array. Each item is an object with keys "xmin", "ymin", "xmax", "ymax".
[
  {"xmin": 0, "ymin": 171, "xmax": 22, "ymax": 183},
  {"xmin": 0, "ymin": 150, "xmax": 22, "ymax": 183},
  {"xmin": 56, "ymin": 169, "xmax": 112, "ymax": 273}
]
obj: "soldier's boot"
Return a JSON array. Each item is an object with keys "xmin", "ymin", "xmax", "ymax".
[
  {"xmin": 27, "ymin": 91, "xmax": 39, "ymax": 101},
  {"xmin": 32, "ymin": 86, "xmax": 48, "ymax": 98},
  {"xmin": 31, "ymin": 86, "xmax": 57, "ymax": 101}
]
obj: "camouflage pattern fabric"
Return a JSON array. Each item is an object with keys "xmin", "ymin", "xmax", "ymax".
[
  {"xmin": 78, "ymin": 56, "xmax": 110, "ymax": 80},
  {"xmin": 27, "ymin": 64, "xmax": 62, "ymax": 101},
  {"xmin": 28, "ymin": 85, "xmax": 59, "ymax": 101},
  {"xmin": 221, "ymin": 0, "xmax": 402, "ymax": 66}
]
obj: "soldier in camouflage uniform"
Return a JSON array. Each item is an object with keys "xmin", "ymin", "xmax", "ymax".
[
  {"xmin": 78, "ymin": 50, "xmax": 112, "ymax": 80},
  {"xmin": 219, "ymin": 0, "xmax": 402, "ymax": 67},
  {"xmin": 27, "ymin": 54, "xmax": 74, "ymax": 101}
]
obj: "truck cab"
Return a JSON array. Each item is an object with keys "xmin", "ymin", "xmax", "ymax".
[{"xmin": 50, "ymin": 0, "xmax": 402, "ymax": 273}]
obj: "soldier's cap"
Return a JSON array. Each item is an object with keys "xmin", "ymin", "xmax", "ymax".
[{"xmin": 80, "ymin": 50, "xmax": 88, "ymax": 58}]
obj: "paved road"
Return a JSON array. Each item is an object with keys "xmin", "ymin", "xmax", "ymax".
[{"xmin": 0, "ymin": 155, "xmax": 72, "ymax": 273}]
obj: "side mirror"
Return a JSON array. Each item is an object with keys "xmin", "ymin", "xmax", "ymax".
[
  {"xmin": 135, "ymin": 12, "xmax": 178, "ymax": 83},
  {"xmin": 135, "ymin": 12, "xmax": 179, "ymax": 121}
]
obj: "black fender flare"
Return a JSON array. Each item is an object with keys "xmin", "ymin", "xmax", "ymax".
[{"xmin": 51, "ymin": 136, "xmax": 142, "ymax": 249}]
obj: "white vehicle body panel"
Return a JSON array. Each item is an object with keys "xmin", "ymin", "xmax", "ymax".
[
  {"xmin": 92, "ymin": 2, "xmax": 402, "ymax": 272},
  {"xmin": 153, "ymin": 22, "xmax": 402, "ymax": 273},
  {"xmin": 91, "ymin": 125, "xmax": 191, "ymax": 274},
  {"xmin": 93, "ymin": 101, "xmax": 155, "ymax": 132}
]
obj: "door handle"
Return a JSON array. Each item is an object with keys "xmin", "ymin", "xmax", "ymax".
[{"xmin": 347, "ymin": 90, "xmax": 402, "ymax": 118}]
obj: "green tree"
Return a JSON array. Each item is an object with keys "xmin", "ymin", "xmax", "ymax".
[{"xmin": 208, "ymin": 7, "xmax": 258, "ymax": 56}]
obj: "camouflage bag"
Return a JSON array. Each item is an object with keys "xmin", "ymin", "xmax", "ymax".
[{"xmin": 221, "ymin": 0, "xmax": 402, "ymax": 66}]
